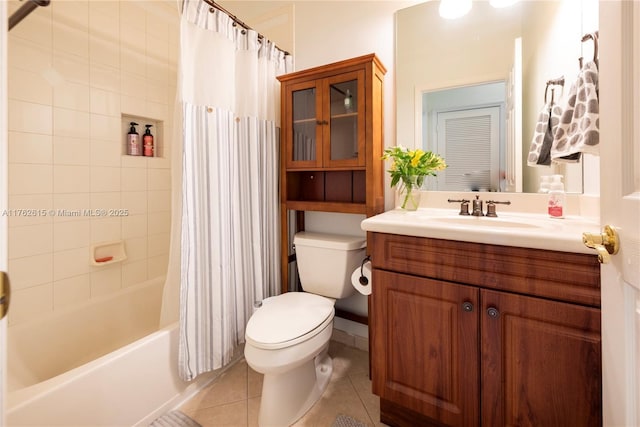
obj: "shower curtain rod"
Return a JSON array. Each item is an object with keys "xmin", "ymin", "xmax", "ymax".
[
  {"xmin": 202, "ymin": 0, "xmax": 290, "ymax": 55},
  {"xmin": 8, "ymin": 0, "xmax": 50, "ymax": 31}
]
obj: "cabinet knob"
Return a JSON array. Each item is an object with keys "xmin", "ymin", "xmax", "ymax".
[
  {"xmin": 462, "ymin": 301, "xmax": 474, "ymax": 312},
  {"xmin": 487, "ymin": 307, "xmax": 500, "ymax": 318},
  {"xmin": 316, "ymin": 120, "xmax": 323, "ymax": 125}
]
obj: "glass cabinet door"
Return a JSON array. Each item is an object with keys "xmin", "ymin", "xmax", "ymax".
[
  {"xmin": 324, "ymin": 70, "xmax": 365, "ymax": 167},
  {"xmin": 287, "ymin": 80, "xmax": 323, "ymax": 168}
]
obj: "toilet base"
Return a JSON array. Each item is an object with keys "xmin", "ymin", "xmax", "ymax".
[{"xmin": 257, "ymin": 346, "xmax": 333, "ymax": 426}]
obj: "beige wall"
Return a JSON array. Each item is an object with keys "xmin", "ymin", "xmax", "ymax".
[{"xmin": 7, "ymin": 0, "xmax": 179, "ymax": 325}]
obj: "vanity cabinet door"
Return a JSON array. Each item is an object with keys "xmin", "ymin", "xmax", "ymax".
[
  {"xmin": 371, "ymin": 269, "xmax": 480, "ymax": 427},
  {"xmin": 481, "ymin": 289, "xmax": 602, "ymax": 427}
]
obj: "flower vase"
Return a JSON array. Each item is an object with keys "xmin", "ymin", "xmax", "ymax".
[{"xmin": 397, "ymin": 176, "xmax": 422, "ymax": 210}]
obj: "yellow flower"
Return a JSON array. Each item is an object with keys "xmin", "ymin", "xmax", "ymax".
[{"xmin": 410, "ymin": 149, "xmax": 424, "ymax": 167}]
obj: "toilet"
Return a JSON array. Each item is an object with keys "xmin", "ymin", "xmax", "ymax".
[{"xmin": 244, "ymin": 231, "xmax": 366, "ymax": 426}]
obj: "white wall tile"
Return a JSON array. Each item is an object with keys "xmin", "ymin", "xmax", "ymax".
[
  {"xmin": 122, "ymin": 214, "xmax": 147, "ymax": 239},
  {"xmin": 90, "ymin": 265, "xmax": 122, "ymax": 297},
  {"xmin": 9, "ymin": 132, "xmax": 53, "ymax": 164},
  {"xmin": 53, "ymin": 274, "xmax": 91, "ymax": 309},
  {"xmin": 8, "ymin": 36, "xmax": 52, "ymax": 72},
  {"xmin": 89, "ymin": 3, "xmax": 120, "ymax": 40},
  {"xmin": 121, "ymin": 167, "xmax": 147, "ymax": 192},
  {"xmin": 148, "ymin": 254, "xmax": 168, "ymax": 279},
  {"xmin": 53, "ymin": 52, "xmax": 90, "ymax": 85},
  {"xmin": 53, "ymin": 108, "xmax": 91, "ymax": 138},
  {"xmin": 147, "ymin": 168, "xmax": 170, "ymax": 191},
  {"xmin": 90, "ymin": 114, "xmax": 121, "ymax": 142},
  {"xmin": 53, "ymin": 81, "xmax": 91, "ymax": 112},
  {"xmin": 90, "ymin": 217, "xmax": 122, "ymax": 243},
  {"xmin": 53, "ymin": 220, "xmax": 91, "ymax": 251},
  {"xmin": 121, "ymin": 191, "xmax": 147, "ymax": 215},
  {"xmin": 90, "ymin": 142, "xmax": 121, "ymax": 167},
  {"xmin": 122, "ymin": 260, "xmax": 147, "ymax": 287},
  {"xmin": 121, "ymin": 72, "xmax": 147, "ymax": 100},
  {"xmin": 8, "ymin": 253, "xmax": 54, "ymax": 290},
  {"xmin": 91, "ymin": 192, "xmax": 121, "ymax": 211},
  {"xmin": 8, "ymin": 100, "xmax": 52, "ymax": 135},
  {"xmin": 148, "ymin": 232, "xmax": 169, "ymax": 257},
  {"xmin": 9, "ymin": 284, "xmax": 53, "ymax": 325},
  {"xmin": 120, "ymin": 95, "xmax": 146, "ymax": 116},
  {"xmin": 124, "ymin": 236, "xmax": 147, "ymax": 262},
  {"xmin": 145, "ymin": 82, "xmax": 168, "ymax": 105},
  {"xmin": 148, "ymin": 211, "xmax": 170, "ymax": 235},
  {"xmin": 52, "ymin": 0, "xmax": 89, "ymax": 31},
  {"xmin": 53, "ymin": 247, "xmax": 91, "ymax": 281},
  {"xmin": 145, "ymin": 57, "xmax": 170, "ymax": 86},
  {"xmin": 9, "ymin": 164, "xmax": 53, "ymax": 195},
  {"xmin": 148, "ymin": 190, "xmax": 170, "ymax": 213},
  {"xmin": 52, "ymin": 24, "xmax": 89, "ymax": 59},
  {"xmin": 9, "ymin": 223, "xmax": 53, "ymax": 259},
  {"xmin": 121, "ymin": 154, "xmax": 147, "ymax": 168},
  {"xmin": 146, "ymin": 36, "xmax": 169, "ymax": 62},
  {"xmin": 53, "ymin": 165, "xmax": 91, "ymax": 193},
  {"xmin": 8, "ymin": 68, "xmax": 53, "ymax": 105},
  {"xmin": 9, "ymin": 6, "xmax": 52, "ymax": 46},
  {"xmin": 90, "ymin": 63, "xmax": 120, "ymax": 93},
  {"xmin": 53, "ymin": 193, "xmax": 91, "ymax": 223},
  {"xmin": 8, "ymin": 194, "xmax": 54, "ymax": 227},
  {"xmin": 91, "ymin": 166, "xmax": 121, "ymax": 192},
  {"xmin": 89, "ymin": 35, "xmax": 120, "ymax": 68},
  {"xmin": 54, "ymin": 136, "xmax": 91, "ymax": 166},
  {"xmin": 90, "ymin": 89, "xmax": 121, "ymax": 117}
]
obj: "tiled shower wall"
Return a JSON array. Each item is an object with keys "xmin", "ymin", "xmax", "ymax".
[{"xmin": 6, "ymin": 0, "xmax": 179, "ymax": 325}]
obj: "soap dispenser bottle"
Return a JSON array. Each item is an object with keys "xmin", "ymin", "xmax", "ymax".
[
  {"xmin": 143, "ymin": 124, "xmax": 154, "ymax": 157},
  {"xmin": 127, "ymin": 122, "xmax": 141, "ymax": 156},
  {"xmin": 548, "ymin": 174, "xmax": 565, "ymax": 218}
]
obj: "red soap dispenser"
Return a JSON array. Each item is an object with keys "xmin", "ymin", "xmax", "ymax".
[{"xmin": 143, "ymin": 124, "xmax": 154, "ymax": 157}]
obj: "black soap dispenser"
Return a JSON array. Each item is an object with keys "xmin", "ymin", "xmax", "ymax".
[
  {"xmin": 143, "ymin": 124, "xmax": 154, "ymax": 157},
  {"xmin": 127, "ymin": 122, "xmax": 141, "ymax": 156}
]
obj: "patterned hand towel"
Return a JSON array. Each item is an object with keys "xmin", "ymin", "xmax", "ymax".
[
  {"xmin": 551, "ymin": 61, "xmax": 599, "ymax": 162},
  {"xmin": 527, "ymin": 102, "xmax": 563, "ymax": 166}
]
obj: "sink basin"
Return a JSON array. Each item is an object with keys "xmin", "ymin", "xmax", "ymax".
[{"xmin": 428, "ymin": 216, "xmax": 543, "ymax": 229}]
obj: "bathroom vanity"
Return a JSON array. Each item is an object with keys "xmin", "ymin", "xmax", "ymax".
[{"xmin": 363, "ymin": 210, "xmax": 602, "ymax": 427}]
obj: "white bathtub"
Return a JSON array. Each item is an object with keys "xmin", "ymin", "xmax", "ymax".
[{"xmin": 6, "ymin": 277, "xmax": 214, "ymax": 426}]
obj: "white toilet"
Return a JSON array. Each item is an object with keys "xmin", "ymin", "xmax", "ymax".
[{"xmin": 244, "ymin": 231, "xmax": 366, "ymax": 426}]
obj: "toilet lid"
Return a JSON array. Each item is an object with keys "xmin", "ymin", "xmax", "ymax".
[{"xmin": 245, "ymin": 292, "xmax": 334, "ymax": 347}]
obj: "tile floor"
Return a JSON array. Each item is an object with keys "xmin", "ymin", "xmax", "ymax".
[{"xmin": 178, "ymin": 340, "xmax": 387, "ymax": 427}]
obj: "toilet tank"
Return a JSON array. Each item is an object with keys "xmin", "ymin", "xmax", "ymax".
[{"xmin": 293, "ymin": 232, "xmax": 366, "ymax": 299}]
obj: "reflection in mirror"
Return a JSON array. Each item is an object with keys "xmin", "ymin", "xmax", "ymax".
[{"xmin": 396, "ymin": 0, "xmax": 600, "ymax": 194}]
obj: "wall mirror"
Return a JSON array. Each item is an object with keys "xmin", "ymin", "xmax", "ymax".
[{"xmin": 396, "ymin": 0, "xmax": 599, "ymax": 194}]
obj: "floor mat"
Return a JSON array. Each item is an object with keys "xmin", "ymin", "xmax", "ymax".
[
  {"xmin": 149, "ymin": 410, "xmax": 202, "ymax": 427},
  {"xmin": 331, "ymin": 414, "xmax": 369, "ymax": 427}
]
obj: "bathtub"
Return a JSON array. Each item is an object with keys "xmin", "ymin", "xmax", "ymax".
[{"xmin": 6, "ymin": 277, "xmax": 214, "ymax": 426}]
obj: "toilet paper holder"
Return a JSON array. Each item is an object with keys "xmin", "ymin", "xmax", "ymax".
[{"xmin": 359, "ymin": 256, "xmax": 371, "ymax": 286}]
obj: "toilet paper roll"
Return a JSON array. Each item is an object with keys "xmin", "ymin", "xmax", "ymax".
[{"xmin": 351, "ymin": 261, "xmax": 372, "ymax": 295}]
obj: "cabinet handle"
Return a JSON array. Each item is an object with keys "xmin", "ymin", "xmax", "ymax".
[
  {"xmin": 462, "ymin": 301, "xmax": 474, "ymax": 312},
  {"xmin": 487, "ymin": 307, "xmax": 500, "ymax": 318},
  {"xmin": 316, "ymin": 120, "xmax": 323, "ymax": 125},
  {"xmin": 322, "ymin": 120, "xmax": 329, "ymax": 125}
]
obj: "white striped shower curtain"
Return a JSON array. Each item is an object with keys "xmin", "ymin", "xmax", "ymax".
[{"xmin": 176, "ymin": 0, "xmax": 292, "ymax": 381}]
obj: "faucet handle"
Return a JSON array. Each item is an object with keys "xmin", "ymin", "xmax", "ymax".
[
  {"xmin": 447, "ymin": 199, "xmax": 470, "ymax": 216},
  {"xmin": 485, "ymin": 200, "xmax": 511, "ymax": 217}
]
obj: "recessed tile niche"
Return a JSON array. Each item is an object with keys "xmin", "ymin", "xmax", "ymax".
[{"xmin": 121, "ymin": 113, "xmax": 164, "ymax": 158}]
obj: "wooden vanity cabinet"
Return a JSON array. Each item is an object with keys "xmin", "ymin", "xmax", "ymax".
[{"xmin": 369, "ymin": 232, "xmax": 602, "ymax": 427}]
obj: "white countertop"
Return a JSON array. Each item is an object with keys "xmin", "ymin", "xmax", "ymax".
[{"xmin": 361, "ymin": 208, "xmax": 601, "ymax": 254}]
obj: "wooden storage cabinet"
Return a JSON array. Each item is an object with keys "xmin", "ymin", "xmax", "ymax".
[
  {"xmin": 369, "ymin": 232, "xmax": 602, "ymax": 427},
  {"xmin": 279, "ymin": 55, "xmax": 386, "ymax": 292}
]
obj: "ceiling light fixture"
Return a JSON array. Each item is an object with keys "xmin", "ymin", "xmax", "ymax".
[{"xmin": 439, "ymin": 0, "xmax": 472, "ymax": 20}]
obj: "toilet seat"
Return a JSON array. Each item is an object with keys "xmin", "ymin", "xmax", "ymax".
[{"xmin": 245, "ymin": 292, "xmax": 334, "ymax": 350}]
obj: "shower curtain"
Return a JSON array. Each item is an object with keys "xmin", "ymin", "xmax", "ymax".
[{"xmin": 174, "ymin": 0, "xmax": 292, "ymax": 381}]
